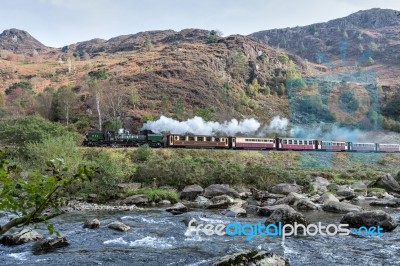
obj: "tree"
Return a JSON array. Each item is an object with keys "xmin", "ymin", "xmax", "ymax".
[
  {"xmin": 36, "ymin": 87, "xmax": 55, "ymax": 120},
  {"xmin": 193, "ymin": 107, "xmax": 215, "ymax": 121},
  {"xmin": 207, "ymin": 30, "xmax": 222, "ymax": 43},
  {"xmin": 174, "ymin": 97, "xmax": 184, "ymax": 119},
  {"xmin": 226, "ymin": 50, "xmax": 247, "ymax": 79},
  {"xmin": 88, "ymin": 79, "xmax": 104, "ymax": 131},
  {"xmin": 144, "ymin": 36, "xmax": 154, "ymax": 51},
  {"xmin": 264, "ymin": 86, "xmax": 271, "ymax": 96},
  {"xmin": 161, "ymin": 95, "xmax": 170, "ymax": 114},
  {"xmin": 56, "ymin": 86, "xmax": 76, "ymax": 125},
  {"xmin": 246, "ymin": 79, "xmax": 260, "ymax": 97},
  {"xmin": 0, "ymin": 153, "xmax": 92, "ymax": 236},
  {"xmin": 128, "ymin": 86, "xmax": 141, "ymax": 110},
  {"xmin": 103, "ymin": 79, "xmax": 128, "ymax": 118}
]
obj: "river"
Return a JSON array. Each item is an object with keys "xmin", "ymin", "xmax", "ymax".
[{"xmin": 1, "ymin": 204, "xmax": 400, "ymax": 266}]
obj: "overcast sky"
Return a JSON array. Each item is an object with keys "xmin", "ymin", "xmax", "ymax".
[{"xmin": 1, "ymin": 0, "xmax": 399, "ymax": 47}]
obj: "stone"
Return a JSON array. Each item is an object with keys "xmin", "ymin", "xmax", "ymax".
[
  {"xmin": 180, "ymin": 184, "xmax": 204, "ymax": 201},
  {"xmin": 265, "ymin": 205, "xmax": 308, "ymax": 226},
  {"xmin": 336, "ymin": 188, "xmax": 355, "ymax": 198},
  {"xmin": 222, "ymin": 206, "xmax": 247, "ymax": 218},
  {"xmin": 107, "ymin": 221, "xmax": 131, "ymax": 232},
  {"xmin": 369, "ymin": 199, "xmax": 400, "ymax": 208},
  {"xmin": 271, "ymin": 183, "xmax": 302, "ymax": 195},
  {"xmin": 207, "ymin": 195, "xmax": 234, "ymax": 209},
  {"xmin": 117, "ymin": 182, "xmax": 141, "ymax": 191},
  {"xmin": 312, "ymin": 176, "xmax": 330, "ymax": 193},
  {"xmin": 351, "ymin": 181, "xmax": 367, "ymax": 190},
  {"xmin": 32, "ymin": 237, "xmax": 70, "ymax": 254},
  {"xmin": 274, "ymin": 192, "xmax": 304, "ymax": 206},
  {"xmin": 317, "ymin": 193, "xmax": 339, "ymax": 204},
  {"xmin": 212, "ymin": 250, "xmax": 290, "ymax": 266},
  {"xmin": 369, "ymin": 173, "xmax": 400, "ymax": 192},
  {"xmin": 322, "ymin": 201, "xmax": 362, "ymax": 214},
  {"xmin": 166, "ymin": 202, "xmax": 188, "ymax": 215},
  {"xmin": 204, "ymin": 184, "xmax": 240, "ymax": 198},
  {"xmin": 0, "ymin": 228, "xmax": 43, "ymax": 246},
  {"xmin": 121, "ymin": 195, "xmax": 148, "ymax": 206},
  {"xmin": 341, "ymin": 210, "xmax": 398, "ymax": 231},
  {"xmin": 257, "ymin": 204, "xmax": 291, "ymax": 217},
  {"xmin": 83, "ymin": 218, "xmax": 100, "ymax": 229},
  {"xmin": 296, "ymin": 199, "xmax": 319, "ymax": 210},
  {"xmin": 159, "ymin": 200, "xmax": 172, "ymax": 206}
]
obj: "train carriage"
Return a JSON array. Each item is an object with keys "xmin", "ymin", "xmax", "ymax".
[
  {"xmin": 321, "ymin": 141, "xmax": 347, "ymax": 152},
  {"xmin": 348, "ymin": 142, "xmax": 376, "ymax": 152},
  {"xmin": 376, "ymin": 143, "xmax": 400, "ymax": 153},
  {"xmin": 167, "ymin": 134, "xmax": 229, "ymax": 149},
  {"xmin": 232, "ymin": 137, "xmax": 276, "ymax": 150},
  {"xmin": 277, "ymin": 138, "xmax": 319, "ymax": 150}
]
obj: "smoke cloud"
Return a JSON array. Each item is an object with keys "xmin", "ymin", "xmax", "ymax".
[{"xmin": 141, "ymin": 116, "xmax": 261, "ymax": 136}]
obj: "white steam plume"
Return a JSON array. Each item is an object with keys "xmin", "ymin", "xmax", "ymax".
[
  {"xmin": 141, "ymin": 116, "xmax": 261, "ymax": 136},
  {"xmin": 258, "ymin": 116, "xmax": 289, "ymax": 136}
]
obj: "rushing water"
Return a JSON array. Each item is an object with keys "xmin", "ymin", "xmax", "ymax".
[{"xmin": 1, "ymin": 205, "xmax": 400, "ymax": 266}]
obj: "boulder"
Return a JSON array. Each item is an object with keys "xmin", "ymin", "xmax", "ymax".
[
  {"xmin": 180, "ymin": 184, "xmax": 204, "ymax": 201},
  {"xmin": 0, "ymin": 228, "xmax": 43, "ymax": 246},
  {"xmin": 296, "ymin": 199, "xmax": 319, "ymax": 210},
  {"xmin": 265, "ymin": 205, "xmax": 308, "ymax": 226},
  {"xmin": 83, "ymin": 218, "xmax": 100, "ymax": 229},
  {"xmin": 121, "ymin": 195, "xmax": 148, "ymax": 206},
  {"xmin": 32, "ymin": 237, "xmax": 70, "ymax": 254},
  {"xmin": 336, "ymin": 188, "xmax": 355, "ymax": 198},
  {"xmin": 351, "ymin": 181, "xmax": 367, "ymax": 190},
  {"xmin": 204, "ymin": 184, "xmax": 240, "ymax": 198},
  {"xmin": 232, "ymin": 198, "xmax": 248, "ymax": 208},
  {"xmin": 212, "ymin": 250, "xmax": 289, "ymax": 266},
  {"xmin": 327, "ymin": 184, "xmax": 340, "ymax": 191},
  {"xmin": 312, "ymin": 176, "xmax": 330, "ymax": 193},
  {"xmin": 369, "ymin": 199, "xmax": 400, "ymax": 208},
  {"xmin": 274, "ymin": 192, "xmax": 304, "ymax": 206},
  {"xmin": 239, "ymin": 192, "xmax": 250, "ymax": 200},
  {"xmin": 317, "ymin": 193, "xmax": 339, "ymax": 204},
  {"xmin": 341, "ymin": 210, "xmax": 398, "ymax": 231},
  {"xmin": 222, "ymin": 206, "xmax": 247, "ymax": 218},
  {"xmin": 322, "ymin": 201, "xmax": 362, "ymax": 214},
  {"xmin": 159, "ymin": 200, "xmax": 172, "ymax": 206},
  {"xmin": 107, "ymin": 221, "xmax": 131, "ymax": 232},
  {"xmin": 207, "ymin": 195, "xmax": 234, "ymax": 209},
  {"xmin": 271, "ymin": 183, "xmax": 302, "ymax": 195},
  {"xmin": 166, "ymin": 202, "xmax": 188, "ymax": 215},
  {"xmin": 257, "ymin": 204, "xmax": 291, "ymax": 217},
  {"xmin": 369, "ymin": 173, "xmax": 400, "ymax": 192}
]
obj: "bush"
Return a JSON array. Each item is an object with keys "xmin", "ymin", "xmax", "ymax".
[
  {"xmin": 19, "ymin": 135, "xmax": 81, "ymax": 171},
  {"xmin": 0, "ymin": 116, "xmax": 78, "ymax": 146},
  {"xmin": 5, "ymin": 81, "xmax": 32, "ymax": 95}
]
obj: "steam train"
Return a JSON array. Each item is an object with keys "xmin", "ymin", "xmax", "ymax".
[{"xmin": 83, "ymin": 129, "xmax": 400, "ymax": 153}]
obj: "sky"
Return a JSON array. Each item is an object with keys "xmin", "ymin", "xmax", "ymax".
[{"xmin": 1, "ymin": 0, "xmax": 400, "ymax": 47}]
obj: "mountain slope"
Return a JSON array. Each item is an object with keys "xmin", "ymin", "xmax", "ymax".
[
  {"xmin": 0, "ymin": 28, "xmax": 50, "ymax": 54},
  {"xmin": 250, "ymin": 8, "xmax": 400, "ymax": 85}
]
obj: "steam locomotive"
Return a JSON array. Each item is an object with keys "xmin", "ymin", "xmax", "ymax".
[{"xmin": 83, "ymin": 130, "xmax": 400, "ymax": 152}]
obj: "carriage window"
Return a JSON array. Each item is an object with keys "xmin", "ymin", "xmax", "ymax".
[
  {"xmin": 189, "ymin": 136, "xmax": 195, "ymax": 141},
  {"xmin": 294, "ymin": 140, "xmax": 298, "ymax": 144},
  {"xmin": 288, "ymin": 140, "xmax": 292, "ymax": 144},
  {"xmin": 197, "ymin": 136, "xmax": 204, "ymax": 141},
  {"xmin": 283, "ymin": 140, "xmax": 287, "ymax": 144},
  {"xmin": 206, "ymin": 137, "xmax": 212, "ymax": 141},
  {"xmin": 299, "ymin": 140, "xmax": 302, "ymax": 145},
  {"xmin": 179, "ymin": 136, "xmax": 186, "ymax": 141},
  {"xmin": 215, "ymin": 138, "xmax": 220, "ymax": 142}
]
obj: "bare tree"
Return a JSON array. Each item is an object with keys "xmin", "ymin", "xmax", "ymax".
[
  {"xmin": 56, "ymin": 86, "xmax": 76, "ymax": 125},
  {"xmin": 88, "ymin": 79, "xmax": 104, "ymax": 131}
]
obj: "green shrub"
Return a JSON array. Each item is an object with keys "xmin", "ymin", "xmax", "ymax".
[
  {"xmin": 135, "ymin": 144, "xmax": 155, "ymax": 161},
  {"xmin": 0, "ymin": 116, "xmax": 78, "ymax": 146},
  {"xmin": 20, "ymin": 134, "xmax": 81, "ymax": 171}
]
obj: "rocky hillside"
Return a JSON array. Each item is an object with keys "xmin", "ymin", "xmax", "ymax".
[
  {"xmin": 0, "ymin": 28, "xmax": 319, "ymax": 130},
  {"xmin": 0, "ymin": 28, "xmax": 51, "ymax": 54},
  {"xmin": 250, "ymin": 8, "xmax": 400, "ymax": 85}
]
